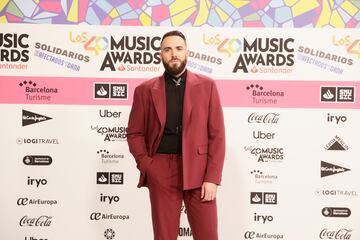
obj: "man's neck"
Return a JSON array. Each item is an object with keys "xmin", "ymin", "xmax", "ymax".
[{"xmin": 172, "ymin": 68, "xmax": 186, "ymax": 79}]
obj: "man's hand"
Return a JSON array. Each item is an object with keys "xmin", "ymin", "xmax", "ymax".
[{"xmin": 201, "ymin": 182, "xmax": 217, "ymax": 201}]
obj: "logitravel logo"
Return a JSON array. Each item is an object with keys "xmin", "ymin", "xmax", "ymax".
[
  {"xmin": 321, "ymin": 161, "xmax": 350, "ymax": 178},
  {"xmin": 17, "ymin": 197, "xmax": 57, "ymax": 206},
  {"xmin": 319, "ymin": 228, "xmax": 352, "ymax": 239},
  {"xmin": 320, "ymin": 86, "xmax": 355, "ymax": 103},
  {"xmin": 89, "ymin": 212, "xmax": 129, "ymax": 221},
  {"xmin": 97, "ymin": 149, "xmax": 124, "ymax": 164},
  {"xmin": 22, "ymin": 110, "xmax": 52, "ymax": 126},
  {"xmin": 248, "ymin": 112, "xmax": 280, "ymax": 124},
  {"xmin": 91, "ymin": 125, "xmax": 127, "ymax": 141},
  {"xmin": 16, "ymin": 137, "xmax": 59, "ymax": 145},
  {"xmin": 99, "ymin": 109, "xmax": 122, "ymax": 118},
  {"xmin": 23, "ymin": 155, "xmax": 52, "ymax": 166},
  {"xmin": 244, "ymin": 146, "xmax": 284, "ymax": 163},
  {"xmin": 250, "ymin": 170, "xmax": 278, "ymax": 184},
  {"xmin": 232, "ymin": 37, "xmax": 294, "ymax": 74},
  {"xmin": 322, "ymin": 207, "xmax": 351, "ymax": 217},
  {"xmin": 24, "ymin": 236, "xmax": 48, "ymax": 240},
  {"xmin": 324, "ymin": 135, "xmax": 349, "ymax": 151},
  {"xmin": 246, "ymin": 84, "xmax": 285, "ymax": 105},
  {"xmin": 97, "ymin": 172, "xmax": 124, "ymax": 184},
  {"xmin": 100, "ymin": 35, "xmax": 161, "ymax": 72},
  {"xmin": 19, "ymin": 80, "xmax": 59, "ymax": 101},
  {"xmin": 179, "ymin": 227, "xmax": 192, "ymax": 237},
  {"xmin": 315, "ymin": 189, "xmax": 358, "ymax": 197},
  {"xmin": 94, "ymin": 83, "xmax": 127, "ymax": 100},
  {"xmin": 254, "ymin": 213, "xmax": 274, "ymax": 224},
  {"xmin": 19, "ymin": 215, "xmax": 52, "ymax": 227},
  {"xmin": 244, "ymin": 231, "xmax": 284, "ymax": 239},
  {"xmin": 250, "ymin": 192, "xmax": 277, "ymax": 205},
  {"xmin": 104, "ymin": 228, "xmax": 116, "ymax": 240},
  {"xmin": 0, "ymin": 33, "xmax": 29, "ymax": 70}
]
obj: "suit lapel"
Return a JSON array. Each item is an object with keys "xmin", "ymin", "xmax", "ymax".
[
  {"xmin": 183, "ymin": 71, "xmax": 199, "ymax": 128},
  {"xmin": 151, "ymin": 76, "xmax": 166, "ymax": 129}
]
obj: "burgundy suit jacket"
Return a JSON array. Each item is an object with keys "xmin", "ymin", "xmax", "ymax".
[{"xmin": 127, "ymin": 70, "xmax": 225, "ymax": 190}]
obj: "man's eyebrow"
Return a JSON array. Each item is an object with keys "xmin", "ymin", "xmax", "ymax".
[{"xmin": 162, "ymin": 45, "xmax": 184, "ymax": 49}]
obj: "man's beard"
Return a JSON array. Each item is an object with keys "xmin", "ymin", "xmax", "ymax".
[{"xmin": 162, "ymin": 58, "xmax": 187, "ymax": 76}]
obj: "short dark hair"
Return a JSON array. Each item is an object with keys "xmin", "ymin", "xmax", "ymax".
[{"xmin": 160, "ymin": 30, "xmax": 187, "ymax": 47}]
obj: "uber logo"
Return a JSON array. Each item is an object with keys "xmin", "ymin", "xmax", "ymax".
[{"xmin": 253, "ymin": 131, "xmax": 275, "ymax": 139}]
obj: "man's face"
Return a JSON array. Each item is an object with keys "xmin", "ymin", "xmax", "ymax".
[{"xmin": 160, "ymin": 35, "xmax": 188, "ymax": 76}]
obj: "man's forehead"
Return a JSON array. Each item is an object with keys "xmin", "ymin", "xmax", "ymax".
[{"xmin": 161, "ymin": 36, "xmax": 186, "ymax": 48}]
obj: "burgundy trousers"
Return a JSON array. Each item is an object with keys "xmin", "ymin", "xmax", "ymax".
[{"xmin": 146, "ymin": 153, "xmax": 218, "ymax": 240}]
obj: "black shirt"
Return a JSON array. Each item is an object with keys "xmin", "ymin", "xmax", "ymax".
[{"xmin": 156, "ymin": 70, "xmax": 186, "ymax": 154}]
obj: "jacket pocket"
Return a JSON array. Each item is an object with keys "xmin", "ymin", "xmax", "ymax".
[{"xmin": 197, "ymin": 145, "xmax": 208, "ymax": 154}]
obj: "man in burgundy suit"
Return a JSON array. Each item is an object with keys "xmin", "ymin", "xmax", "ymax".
[{"xmin": 127, "ymin": 30, "xmax": 225, "ymax": 240}]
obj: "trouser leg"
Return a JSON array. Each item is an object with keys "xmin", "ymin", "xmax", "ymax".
[
  {"xmin": 184, "ymin": 188, "xmax": 218, "ymax": 240},
  {"xmin": 147, "ymin": 154, "xmax": 183, "ymax": 240}
]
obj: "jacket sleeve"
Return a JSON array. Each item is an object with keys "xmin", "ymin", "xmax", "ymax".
[
  {"xmin": 126, "ymin": 86, "xmax": 153, "ymax": 175},
  {"xmin": 204, "ymin": 81, "xmax": 225, "ymax": 185}
]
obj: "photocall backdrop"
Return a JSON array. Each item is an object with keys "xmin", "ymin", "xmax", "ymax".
[{"xmin": 0, "ymin": 1, "xmax": 360, "ymax": 240}]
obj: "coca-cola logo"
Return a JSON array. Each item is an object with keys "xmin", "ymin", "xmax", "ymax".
[
  {"xmin": 248, "ymin": 112, "xmax": 280, "ymax": 124},
  {"xmin": 319, "ymin": 228, "xmax": 352, "ymax": 239},
  {"xmin": 19, "ymin": 215, "xmax": 52, "ymax": 227}
]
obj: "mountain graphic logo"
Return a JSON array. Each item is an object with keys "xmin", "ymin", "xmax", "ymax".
[
  {"xmin": 325, "ymin": 136, "xmax": 349, "ymax": 151},
  {"xmin": 321, "ymin": 161, "xmax": 350, "ymax": 177},
  {"xmin": 22, "ymin": 110, "xmax": 52, "ymax": 126}
]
